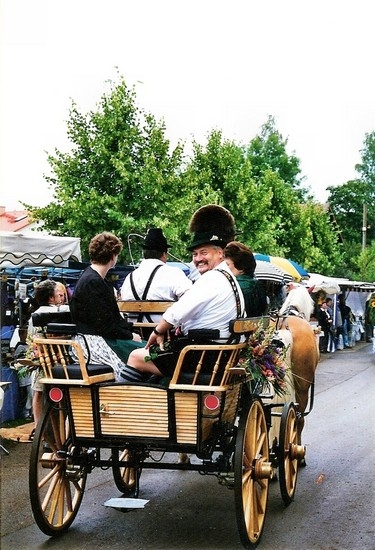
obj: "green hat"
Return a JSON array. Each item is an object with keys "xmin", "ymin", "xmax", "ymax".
[{"xmin": 187, "ymin": 231, "xmax": 228, "ymax": 251}]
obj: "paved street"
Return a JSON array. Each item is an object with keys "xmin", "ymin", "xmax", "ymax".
[{"xmin": 1, "ymin": 342, "xmax": 374, "ymax": 550}]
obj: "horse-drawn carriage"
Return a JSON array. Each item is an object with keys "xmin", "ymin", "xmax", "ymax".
[{"xmin": 29, "ymin": 294, "xmax": 317, "ymax": 549}]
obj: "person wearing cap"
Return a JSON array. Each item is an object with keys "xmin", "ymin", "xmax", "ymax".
[
  {"xmin": 120, "ymin": 228, "xmax": 192, "ymax": 322},
  {"xmin": 119, "ymin": 231, "xmax": 245, "ymax": 382},
  {"xmin": 70, "ymin": 232, "xmax": 145, "ymax": 379}
]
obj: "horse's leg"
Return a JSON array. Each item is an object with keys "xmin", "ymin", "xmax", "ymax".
[
  {"xmin": 266, "ymin": 328, "xmax": 294, "ymax": 477},
  {"xmin": 288, "ymin": 317, "xmax": 320, "ymax": 466}
]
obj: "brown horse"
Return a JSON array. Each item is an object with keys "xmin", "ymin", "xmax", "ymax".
[{"xmin": 268, "ymin": 285, "xmax": 320, "ymax": 457}]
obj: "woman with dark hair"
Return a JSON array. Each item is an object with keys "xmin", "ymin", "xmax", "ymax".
[
  {"xmin": 224, "ymin": 241, "xmax": 268, "ymax": 317},
  {"xmin": 70, "ymin": 232, "xmax": 145, "ymax": 378},
  {"xmin": 28, "ymin": 279, "xmax": 70, "ymax": 428}
]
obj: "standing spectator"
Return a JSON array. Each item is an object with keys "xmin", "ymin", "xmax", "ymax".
[
  {"xmin": 317, "ymin": 301, "xmax": 333, "ymax": 353},
  {"xmin": 120, "ymin": 228, "xmax": 192, "ymax": 322},
  {"xmin": 365, "ymin": 293, "xmax": 375, "ymax": 344},
  {"xmin": 325, "ymin": 297, "xmax": 338, "ymax": 352},
  {"xmin": 338, "ymin": 293, "xmax": 353, "ymax": 349},
  {"xmin": 13, "ymin": 326, "xmax": 32, "ymax": 418}
]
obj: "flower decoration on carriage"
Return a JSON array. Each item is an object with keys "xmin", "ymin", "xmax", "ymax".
[
  {"xmin": 239, "ymin": 323, "xmax": 290, "ymax": 397},
  {"xmin": 13, "ymin": 334, "xmax": 42, "ymax": 380}
]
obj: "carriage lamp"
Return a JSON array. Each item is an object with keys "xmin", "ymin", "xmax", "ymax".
[
  {"xmin": 49, "ymin": 387, "xmax": 64, "ymax": 403},
  {"xmin": 204, "ymin": 394, "xmax": 220, "ymax": 411}
]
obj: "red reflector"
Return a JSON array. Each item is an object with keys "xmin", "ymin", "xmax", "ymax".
[
  {"xmin": 49, "ymin": 387, "xmax": 63, "ymax": 403},
  {"xmin": 204, "ymin": 394, "xmax": 220, "ymax": 411}
]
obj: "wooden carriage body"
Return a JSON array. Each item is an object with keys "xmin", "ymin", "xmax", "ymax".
[{"xmin": 29, "ymin": 303, "xmax": 304, "ymax": 549}]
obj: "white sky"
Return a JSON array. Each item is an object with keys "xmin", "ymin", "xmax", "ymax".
[{"xmin": 1, "ymin": 0, "xmax": 374, "ymax": 211}]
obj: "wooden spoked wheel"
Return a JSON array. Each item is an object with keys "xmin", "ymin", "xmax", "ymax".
[
  {"xmin": 29, "ymin": 402, "xmax": 87, "ymax": 535},
  {"xmin": 112, "ymin": 448, "xmax": 140, "ymax": 496},
  {"xmin": 278, "ymin": 402, "xmax": 304, "ymax": 506},
  {"xmin": 234, "ymin": 397, "xmax": 272, "ymax": 549}
]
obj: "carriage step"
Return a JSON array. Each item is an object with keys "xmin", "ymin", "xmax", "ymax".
[{"xmin": 104, "ymin": 498, "xmax": 149, "ymax": 510}]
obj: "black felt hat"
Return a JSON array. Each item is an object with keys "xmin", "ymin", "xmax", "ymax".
[
  {"xmin": 188, "ymin": 204, "xmax": 236, "ymax": 251},
  {"xmin": 142, "ymin": 228, "xmax": 171, "ymax": 252}
]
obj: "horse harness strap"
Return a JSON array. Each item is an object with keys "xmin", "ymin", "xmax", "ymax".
[{"xmin": 129, "ymin": 264, "xmax": 163, "ymax": 322}]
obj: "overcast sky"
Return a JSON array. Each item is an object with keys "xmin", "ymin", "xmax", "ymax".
[{"xmin": 1, "ymin": 0, "xmax": 374, "ymax": 211}]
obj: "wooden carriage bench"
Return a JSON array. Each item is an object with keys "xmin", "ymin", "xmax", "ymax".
[{"xmin": 117, "ymin": 300, "xmax": 174, "ymax": 339}]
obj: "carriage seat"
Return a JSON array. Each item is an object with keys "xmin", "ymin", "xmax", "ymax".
[
  {"xmin": 31, "ymin": 311, "xmax": 77, "ymax": 337},
  {"xmin": 168, "ymin": 317, "xmax": 269, "ymax": 391},
  {"xmin": 52, "ymin": 362, "xmax": 113, "ymax": 380}
]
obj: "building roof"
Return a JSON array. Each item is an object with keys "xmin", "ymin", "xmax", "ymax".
[{"xmin": 0, "ymin": 207, "xmax": 31, "ymax": 232}]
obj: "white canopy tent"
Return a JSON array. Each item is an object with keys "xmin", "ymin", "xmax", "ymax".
[{"xmin": 0, "ymin": 231, "xmax": 81, "ymax": 268}]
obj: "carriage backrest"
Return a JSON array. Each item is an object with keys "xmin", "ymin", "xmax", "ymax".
[
  {"xmin": 32, "ymin": 312, "xmax": 114, "ymax": 385},
  {"xmin": 34, "ymin": 336, "xmax": 114, "ymax": 385},
  {"xmin": 31, "ymin": 311, "xmax": 76, "ymax": 337},
  {"xmin": 118, "ymin": 300, "xmax": 174, "ymax": 339},
  {"xmin": 169, "ymin": 316, "xmax": 269, "ymax": 391}
]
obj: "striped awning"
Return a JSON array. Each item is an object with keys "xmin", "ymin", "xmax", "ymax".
[{"xmin": 255, "ymin": 260, "xmax": 293, "ymax": 284}]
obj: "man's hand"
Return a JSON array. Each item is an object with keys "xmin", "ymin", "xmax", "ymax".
[{"xmin": 145, "ymin": 330, "xmax": 165, "ymax": 351}]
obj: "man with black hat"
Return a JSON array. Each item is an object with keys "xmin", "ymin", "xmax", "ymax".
[
  {"xmin": 120, "ymin": 228, "xmax": 192, "ymax": 322},
  {"xmin": 118, "ymin": 210, "xmax": 245, "ymax": 383},
  {"xmin": 187, "ymin": 204, "xmax": 236, "ymax": 280}
]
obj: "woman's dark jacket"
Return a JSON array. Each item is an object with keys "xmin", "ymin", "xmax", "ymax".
[{"xmin": 70, "ymin": 266, "xmax": 133, "ymax": 340}]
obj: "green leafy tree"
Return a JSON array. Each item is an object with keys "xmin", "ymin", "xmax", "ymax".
[
  {"xmin": 24, "ymin": 74, "xmax": 343, "ymax": 275},
  {"xmin": 327, "ymin": 179, "xmax": 375, "ymax": 245},
  {"xmin": 246, "ymin": 115, "xmax": 311, "ymax": 200},
  {"xmin": 182, "ymin": 130, "xmax": 278, "ymax": 250},
  {"xmin": 357, "ymin": 241, "xmax": 375, "ymax": 282},
  {"xmin": 24, "ymin": 77, "xmax": 196, "ymax": 261},
  {"xmin": 356, "ymin": 131, "xmax": 375, "ymax": 187},
  {"xmin": 182, "ymin": 129, "xmax": 342, "ymax": 272},
  {"xmin": 327, "ymin": 131, "xmax": 375, "ymax": 279}
]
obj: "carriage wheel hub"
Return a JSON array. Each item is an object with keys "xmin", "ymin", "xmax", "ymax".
[
  {"xmin": 290, "ymin": 444, "xmax": 306, "ymax": 460},
  {"xmin": 253, "ymin": 460, "xmax": 273, "ymax": 479}
]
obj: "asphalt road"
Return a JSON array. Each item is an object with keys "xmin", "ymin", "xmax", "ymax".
[{"xmin": 1, "ymin": 342, "xmax": 374, "ymax": 550}]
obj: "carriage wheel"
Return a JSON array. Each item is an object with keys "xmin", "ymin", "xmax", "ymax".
[
  {"xmin": 278, "ymin": 402, "xmax": 305, "ymax": 506},
  {"xmin": 29, "ymin": 402, "xmax": 87, "ymax": 535},
  {"xmin": 234, "ymin": 397, "xmax": 272, "ymax": 549},
  {"xmin": 112, "ymin": 448, "xmax": 141, "ymax": 497}
]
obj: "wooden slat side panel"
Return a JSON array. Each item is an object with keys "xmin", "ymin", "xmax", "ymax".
[
  {"xmin": 98, "ymin": 386, "xmax": 169, "ymax": 437},
  {"xmin": 221, "ymin": 385, "xmax": 241, "ymax": 424},
  {"xmin": 174, "ymin": 392, "xmax": 198, "ymax": 444},
  {"xmin": 69, "ymin": 387, "xmax": 95, "ymax": 437}
]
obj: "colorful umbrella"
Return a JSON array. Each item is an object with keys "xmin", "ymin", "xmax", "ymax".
[
  {"xmin": 254, "ymin": 260, "xmax": 293, "ymax": 284},
  {"xmin": 254, "ymin": 254, "xmax": 309, "ymax": 282}
]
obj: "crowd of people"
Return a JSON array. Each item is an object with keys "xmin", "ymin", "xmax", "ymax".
[
  {"xmin": 6, "ymin": 203, "xmax": 371, "ymax": 426},
  {"xmin": 315, "ymin": 293, "xmax": 359, "ymax": 353}
]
